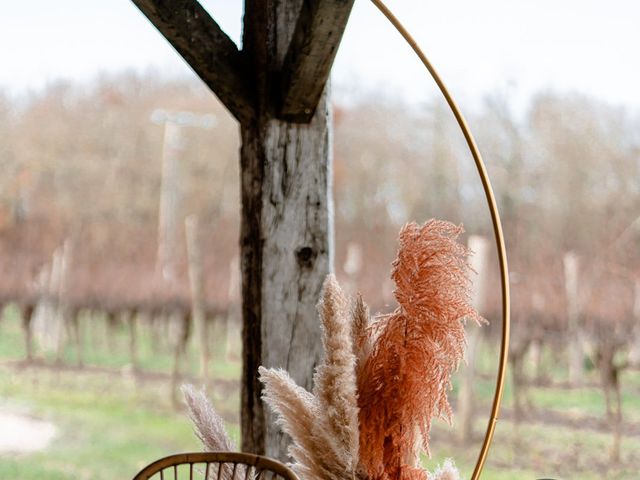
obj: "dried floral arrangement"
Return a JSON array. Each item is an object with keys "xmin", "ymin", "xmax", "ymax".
[{"xmin": 184, "ymin": 219, "xmax": 482, "ymax": 480}]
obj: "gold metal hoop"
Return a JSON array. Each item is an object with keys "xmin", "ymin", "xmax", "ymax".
[{"xmin": 368, "ymin": 1, "xmax": 511, "ymax": 478}]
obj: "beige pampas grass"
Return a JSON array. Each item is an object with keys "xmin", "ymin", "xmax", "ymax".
[
  {"xmin": 259, "ymin": 275, "xmax": 360, "ymax": 480},
  {"xmin": 314, "ymin": 275, "xmax": 360, "ymax": 471},
  {"xmin": 351, "ymin": 293, "xmax": 373, "ymax": 370},
  {"xmin": 182, "ymin": 384, "xmax": 241, "ymax": 480},
  {"xmin": 429, "ymin": 460, "xmax": 459, "ymax": 480},
  {"xmin": 182, "ymin": 384, "xmax": 235, "ymax": 451},
  {"xmin": 258, "ymin": 367, "xmax": 339, "ymax": 480}
]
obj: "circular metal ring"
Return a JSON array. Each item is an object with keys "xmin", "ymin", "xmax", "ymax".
[{"xmin": 369, "ymin": 1, "xmax": 511, "ymax": 478}]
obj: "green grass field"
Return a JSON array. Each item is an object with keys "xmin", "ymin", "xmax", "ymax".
[{"xmin": 1, "ymin": 306, "xmax": 639, "ymax": 479}]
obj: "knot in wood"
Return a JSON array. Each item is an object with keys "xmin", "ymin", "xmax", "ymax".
[{"xmin": 295, "ymin": 246, "xmax": 316, "ymax": 268}]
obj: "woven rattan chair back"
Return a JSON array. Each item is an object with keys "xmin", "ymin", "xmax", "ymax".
[{"xmin": 132, "ymin": 452, "xmax": 299, "ymax": 480}]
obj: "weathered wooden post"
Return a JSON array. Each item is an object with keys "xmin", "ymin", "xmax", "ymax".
[
  {"xmin": 224, "ymin": 256, "xmax": 241, "ymax": 362},
  {"xmin": 457, "ymin": 235, "xmax": 489, "ymax": 443},
  {"xmin": 156, "ymin": 120, "xmax": 183, "ymax": 281},
  {"xmin": 70, "ymin": 306, "xmax": 84, "ymax": 366},
  {"xmin": 54, "ymin": 239, "xmax": 73, "ymax": 363},
  {"xmin": 127, "ymin": 307, "xmax": 139, "ymax": 371},
  {"xmin": 132, "ymin": 0, "xmax": 354, "ymax": 459},
  {"xmin": 629, "ymin": 280, "xmax": 640, "ymax": 366},
  {"xmin": 564, "ymin": 251, "xmax": 584, "ymax": 385},
  {"xmin": 170, "ymin": 307, "xmax": 192, "ymax": 409},
  {"xmin": 185, "ymin": 214, "xmax": 209, "ymax": 379},
  {"xmin": 21, "ymin": 302, "xmax": 36, "ymax": 361}
]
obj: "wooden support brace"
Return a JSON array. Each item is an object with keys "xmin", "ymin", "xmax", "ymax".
[
  {"xmin": 279, "ymin": 0, "xmax": 355, "ymax": 122},
  {"xmin": 131, "ymin": 0, "xmax": 255, "ymax": 123}
]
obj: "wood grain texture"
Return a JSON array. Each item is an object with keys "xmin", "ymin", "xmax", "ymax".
[
  {"xmin": 240, "ymin": 0, "xmax": 333, "ymax": 461},
  {"xmin": 131, "ymin": 0, "xmax": 254, "ymax": 123},
  {"xmin": 279, "ymin": 0, "xmax": 355, "ymax": 122},
  {"xmin": 240, "ymin": 101, "xmax": 333, "ymax": 461}
]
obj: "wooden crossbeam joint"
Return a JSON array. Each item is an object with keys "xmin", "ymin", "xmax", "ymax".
[
  {"xmin": 132, "ymin": 0, "xmax": 255, "ymax": 124},
  {"xmin": 279, "ymin": 0, "xmax": 355, "ymax": 123}
]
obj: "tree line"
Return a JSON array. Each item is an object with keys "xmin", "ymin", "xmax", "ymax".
[{"xmin": 0, "ymin": 72, "xmax": 639, "ymax": 461}]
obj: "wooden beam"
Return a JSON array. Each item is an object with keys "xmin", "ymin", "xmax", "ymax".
[
  {"xmin": 240, "ymin": 0, "xmax": 332, "ymax": 460},
  {"xmin": 132, "ymin": 0, "xmax": 254, "ymax": 123},
  {"xmin": 279, "ymin": 0, "xmax": 355, "ymax": 122}
]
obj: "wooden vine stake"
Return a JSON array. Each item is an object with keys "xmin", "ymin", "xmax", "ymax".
[
  {"xmin": 21, "ymin": 302, "xmax": 36, "ymax": 362},
  {"xmin": 563, "ymin": 251, "xmax": 584, "ymax": 385},
  {"xmin": 185, "ymin": 214, "xmax": 209, "ymax": 380},
  {"xmin": 458, "ymin": 235, "xmax": 489, "ymax": 444}
]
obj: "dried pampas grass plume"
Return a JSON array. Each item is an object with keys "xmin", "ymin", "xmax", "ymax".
[
  {"xmin": 351, "ymin": 293, "xmax": 373, "ymax": 370},
  {"xmin": 182, "ymin": 384, "xmax": 236, "ymax": 452},
  {"xmin": 357, "ymin": 220, "xmax": 482, "ymax": 480},
  {"xmin": 313, "ymin": 275, "xmax": 360, "ymax": 471},
  {"xmin": 429, "ymin": 459, "xmax": 460, "ymax": 480},
  {"xmin": 259, "ymin": 275, "xmax": 360, "ymax": 480},
  {"xmin": 182, "ymin": 385, "xmax": 241, "ymax": 480},
  {"xmin": 259, "ymin": 367, "xmax": 339, "ymax": 480}
]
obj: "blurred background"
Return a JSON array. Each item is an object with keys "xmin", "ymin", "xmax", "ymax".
[{"xmin": 1, "ymin": 1, "xmax": 639, "ymax": 479}]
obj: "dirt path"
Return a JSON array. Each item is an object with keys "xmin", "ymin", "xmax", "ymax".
[{"xmin": 0, "ymin": 409, "xmax": 56, "ymax": 454}]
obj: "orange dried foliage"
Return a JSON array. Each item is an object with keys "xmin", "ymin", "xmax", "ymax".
[{"xmin": 357, "ymin": 220, "xmax": 482, "ymax": 480}]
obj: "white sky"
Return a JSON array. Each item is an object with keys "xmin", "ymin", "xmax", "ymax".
[{"xmin": 1, "ymin": 0, "xmax": 639, "ymax": 112}]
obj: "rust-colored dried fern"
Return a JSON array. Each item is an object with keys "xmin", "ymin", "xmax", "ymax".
[{"xmin": 357, "ymin": 220, "xmax": 482, "ymax": 480}]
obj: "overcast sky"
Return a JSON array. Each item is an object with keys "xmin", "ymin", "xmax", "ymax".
[{"xmin": 1, "ymin": 0, "xmax": 639, "ymax": 113}]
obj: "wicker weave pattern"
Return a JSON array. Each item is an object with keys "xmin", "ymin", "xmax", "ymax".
[{"xmin": 132, "ymin": 452, "xmax": 300, "ymax": 480}]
